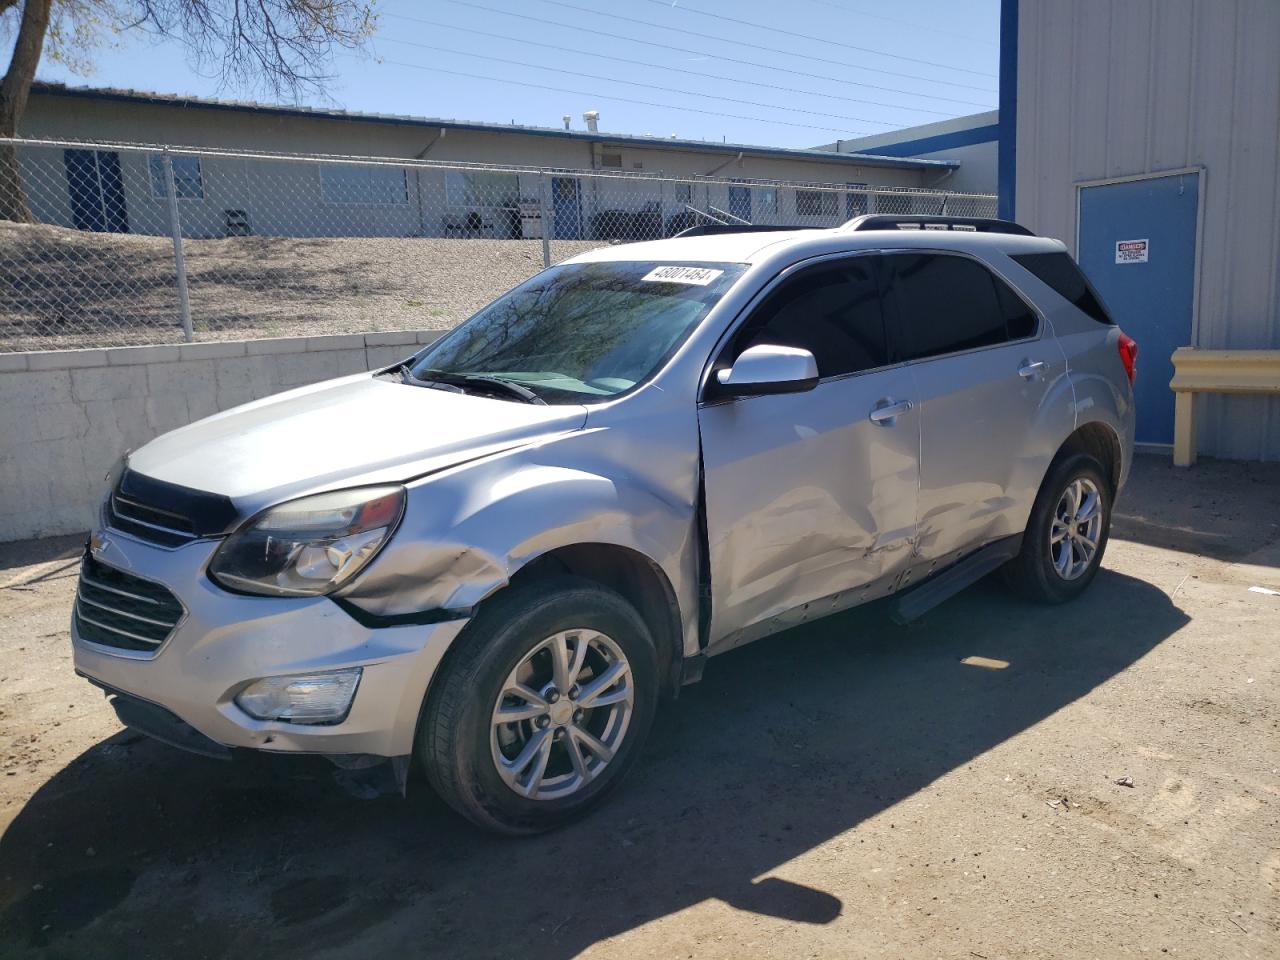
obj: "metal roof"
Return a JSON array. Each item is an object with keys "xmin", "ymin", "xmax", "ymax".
[{"xmin": 28, "ymin": 81, "xmax": 955, "ymax": 172}]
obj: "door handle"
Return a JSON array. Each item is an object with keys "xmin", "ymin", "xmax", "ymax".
[
  {"xmin": 1018, "ymin": 360, "xmax": 1048, "ymax": 379},
  {"xmin": 869, "ymin": 399, "xmax": 912, "ymax": 424}
]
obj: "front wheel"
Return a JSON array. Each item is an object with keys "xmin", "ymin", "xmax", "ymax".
[
  {"xmin": 418, "ymin": 576, "xmax": 658, "ymax": 834},
  {"xmin": 1005, "ymin": 453, "xmax": 1113, "ymax": 604}
]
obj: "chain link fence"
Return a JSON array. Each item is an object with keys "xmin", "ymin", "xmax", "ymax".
[{"xmin": 0, "ymin": 138, "xmax": 997, "ymax": 353}]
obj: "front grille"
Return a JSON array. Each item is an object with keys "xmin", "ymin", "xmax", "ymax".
[
  {"xmin": 74, "ymin": 555, "xmax": 185, "ymax": 653},
  {"xmin": 105, "ymin": 469, "xmax": 240, "ymax": 548},
  {"xmin": 109, "ymin": 492, "xmax": 198, "ymax": 547}
]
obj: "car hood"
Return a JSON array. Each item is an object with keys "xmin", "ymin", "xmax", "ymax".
[{"xmin": 127, "ymin": 373, "xmax": 588, "ymax": 508}]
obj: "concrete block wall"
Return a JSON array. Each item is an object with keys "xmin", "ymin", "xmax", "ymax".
[{"xmin": 0, "ymin": 331, "xmax": 443, "ymax": 543}]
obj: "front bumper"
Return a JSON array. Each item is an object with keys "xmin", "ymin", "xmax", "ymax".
[{"xmin": 72, "ymin": 531, "xmax": 469, "ymax": 758}]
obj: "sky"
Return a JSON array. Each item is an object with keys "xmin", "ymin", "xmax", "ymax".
[{"xmin": 28, "ymin": 0, "xmax": 1000, "ymax": 150}]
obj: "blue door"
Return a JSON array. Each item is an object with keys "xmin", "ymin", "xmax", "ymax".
[
  {"xmin": 1078, "ymin": 171, "xmax": 1199, "ymax": 445},
  {"xmin": 846, "ymin": 181, "xmax": 868, "ymax": 220},
  {"xmin": 63, "ymin": 149, "xmax": 129, "ymax": 233},
  {"xmin": 728, "ymin": 182, "xmax": 752, "ymax": 222},
  {"xmin": 552, "ymin": 177, "xmax": 582, "ymax": 240}
]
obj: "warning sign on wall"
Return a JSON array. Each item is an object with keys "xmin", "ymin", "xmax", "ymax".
[{"xmin": 1115, "ymin": 239, "xmax": 1149, "ymax": 264}]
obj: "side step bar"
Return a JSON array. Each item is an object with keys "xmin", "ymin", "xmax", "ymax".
[{"xmin": 891, "ymin": 534, "xmax": 1023, "ymax": 625}]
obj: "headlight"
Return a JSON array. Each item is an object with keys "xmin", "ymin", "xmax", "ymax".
[{"xmin": 209, "ymin": 486, "xmax": 405, "ymax": 597}]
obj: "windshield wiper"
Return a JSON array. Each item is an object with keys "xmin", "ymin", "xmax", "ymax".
[
  {"xmin": 380, "ymin": 364, "xmax": 463, "ymax": 393},
  {"xmin": 397, "ymin": 365, "xmax": 547, "ymax": 405}
]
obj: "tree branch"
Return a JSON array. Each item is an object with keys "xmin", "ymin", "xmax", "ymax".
[{"xmin": 130, "ymin": 0, "xmax": 376, "ymax": 101}]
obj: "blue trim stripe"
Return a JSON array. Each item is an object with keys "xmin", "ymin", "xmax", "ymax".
[
  {"xmin": 998, "ymin": 0, "xmax": 1018, "ymax": 220},
  {"xmin": 848, "ymin": 124, "xmax": 1000, "ymax": 158}
]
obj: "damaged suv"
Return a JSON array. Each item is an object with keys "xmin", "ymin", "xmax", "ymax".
[{"xmin": 73, "ymin": 216, "xmax": 1136, "ymax": 833}]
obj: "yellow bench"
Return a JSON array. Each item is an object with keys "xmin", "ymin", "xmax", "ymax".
[{"xmin": 1169, "ymin": 348, "xmax": 1280, "ymax": 466}]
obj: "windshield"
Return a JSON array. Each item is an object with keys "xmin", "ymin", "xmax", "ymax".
[{"xmin": 409, "ymin": 260, "xmax": 747, "ymax": 404}]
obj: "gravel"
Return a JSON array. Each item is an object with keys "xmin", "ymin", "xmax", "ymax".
[
  {"xmin": 0, "ymin": 223, "xmax": 602, "ymax": 352},
  {"xmin": 2, "ymin": 455, "xmax": 1279, "ymax": 957}
]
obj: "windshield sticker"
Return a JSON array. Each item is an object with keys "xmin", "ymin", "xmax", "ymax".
[{"xmin": 642, "ymin": 265, "xmax": 725, "ymax": 286}]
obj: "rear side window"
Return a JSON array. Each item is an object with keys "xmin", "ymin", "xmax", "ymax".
[
  {"xmin": 1011, "ymin": 252, "xmax": 1114, "ymax": 325},
  {"xmin": 887, "ymin": 254, "xmax": 1036, "ymax": 361},
  {"xmin": 730, "ymin": 258, "xmax": 888, "ymax": 378},
  {"xmin": 996, "ymin": 281, "xmax": 1038, "ymax": 340}
]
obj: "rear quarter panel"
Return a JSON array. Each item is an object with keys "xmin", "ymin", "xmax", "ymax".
[{"xmin": 998, "ymin": 252, "xmax": 1136, "ymax": 489}]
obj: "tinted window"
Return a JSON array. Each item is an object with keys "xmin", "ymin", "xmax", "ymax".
[
  {"xmin": 888, "ymin": 254, "xmax": 1008, "ymax": 360},
  {"xmin": 995, "ymin": 278, "xmax": 1038, "ymax": 340},
  {"xmin": 1012, "ymin": 252, "xmax": 1114, "ymax": 325},
  {"xmin": 730, "ymin": 258, "xmax": 888, "ymax": 378}
]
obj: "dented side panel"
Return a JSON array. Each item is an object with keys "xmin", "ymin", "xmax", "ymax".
[
  {"xmin": 697, "ymin": 366, "xmax": 921, "ymax": 649},
  {"xmin": 909, "ymin": 332, "xmax": 1075, "ymax": 565}
]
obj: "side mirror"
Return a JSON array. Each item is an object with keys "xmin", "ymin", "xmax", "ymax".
[{"xmin": 714, "ymin": 344, "xmax": 819, "ymax": 398}]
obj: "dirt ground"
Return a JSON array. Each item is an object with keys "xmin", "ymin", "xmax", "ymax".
[
  {"xmin": 0, "ymin": 454, "xmax": 1277, "ymax": 959},
  {"xmin": 0, "ymin": 224, "xmax": 599, "ymax": 351}
]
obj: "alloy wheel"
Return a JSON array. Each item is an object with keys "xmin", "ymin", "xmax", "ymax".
[
  {"xmin": 1049, "ymin": 477, "xmax": 1103, "ymax": 581},
  {"xmin": 489, "ymin": 629, "xmax": 634, "ymax": 800}
]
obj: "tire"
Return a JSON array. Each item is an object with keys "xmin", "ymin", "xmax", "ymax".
[
  {"xmin": 1004, "ymin": 453, "xmax": 1113, "ymax": 604},
  {"xmin": 418, "ymin": 575, "xmax": 658, "ymax": 834}
]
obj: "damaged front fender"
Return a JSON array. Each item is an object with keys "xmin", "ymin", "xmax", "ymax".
[{"xmin": 335, "ymin": 438, "xmax": 700, "ymax": 647}]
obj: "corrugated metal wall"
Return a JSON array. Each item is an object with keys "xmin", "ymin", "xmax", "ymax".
[{"xmin": 1014, "ymin": 0, "xmax": 1280, "ymax": 461}]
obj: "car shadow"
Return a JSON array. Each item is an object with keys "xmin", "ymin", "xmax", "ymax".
[{"xmin": 0, "ymin": 569, "xmax": 1187, "ymax": 959}]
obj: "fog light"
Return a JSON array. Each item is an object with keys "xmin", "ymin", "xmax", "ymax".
[{"xmin": 235, "ymin": 669, "xmax": 362, "ymax": 724}]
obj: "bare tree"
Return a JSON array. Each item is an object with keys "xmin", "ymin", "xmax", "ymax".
[
  {"xmin": 0, "ymin": 0, "xmax": 51, "ymax": 221},
  {"xmin": 0, "ymin": 0, "xmax": 376, "ymax": 221}
]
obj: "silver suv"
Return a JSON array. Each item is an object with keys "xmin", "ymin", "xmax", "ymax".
[{"xmin": 73, "ymin": 216, "xmax": 1136, "ymax": 833}]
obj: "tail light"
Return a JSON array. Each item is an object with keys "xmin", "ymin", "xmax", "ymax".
[{"xmin": 1117, "ymin": 332, "xmax": 1138, "ymax": 386}]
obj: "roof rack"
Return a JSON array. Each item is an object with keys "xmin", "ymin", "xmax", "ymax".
[
  {"xmin": 673, "ymin": 223, "xmax": 817, "ymax": 238},
  {"xmin": 840, "ymin": 215, "xmax": 1034, "ymax": 236}
]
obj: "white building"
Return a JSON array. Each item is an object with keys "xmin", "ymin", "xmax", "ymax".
[{"xmin": 16, "ymin": 82, "xmax": 968, "ymax": 243}]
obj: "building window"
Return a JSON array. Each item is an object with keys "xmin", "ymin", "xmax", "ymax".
[
  {"xmin": 797, "ymin": 189, "xmax": 838, "ymax": 218},
  {"xmin": 445, "ymin": 170, "xmax": 519, "ymax": 207},
  {"xmin": 320, "ymin": 164, "xmax": 409, "ymax": 204},
  {"xmin": 674, "ymin": 183, "xmax": 693, "ymax": 206},
  {"xmin": 600, "ymin": 153, "xmax": 623, "ymax": 169},
  {"xmin": 758, "ymin": 187, "xmax": 779, "ymax": 216},
  {"xmin": 846, "ymin": 182, "xmax": 868, "ymax": 219},
  {"xmin": 148, "ymin": 154, "xmax": 204, "ymax": 199}
]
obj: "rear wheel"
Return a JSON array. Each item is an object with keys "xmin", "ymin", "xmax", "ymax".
[
  {"xmin": 419, "ymin": 576, "xmax": 657, "ymax": 834},
  {"xmin": 1005, "ymin": 453, "xmax": 1113, "ymax": 603}
]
